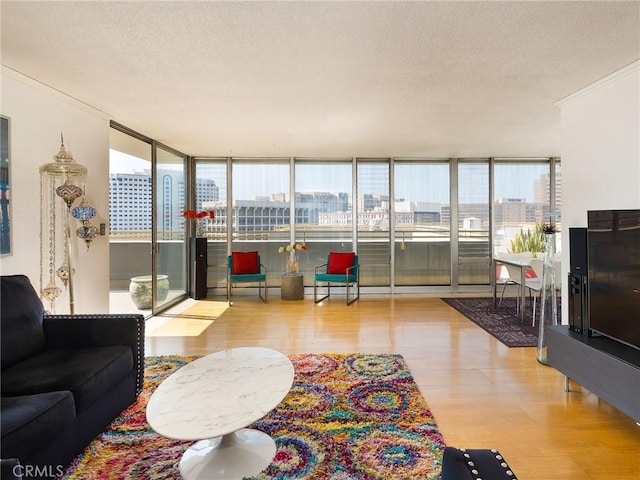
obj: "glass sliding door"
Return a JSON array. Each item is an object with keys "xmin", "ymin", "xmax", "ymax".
[
  {"xmin": 154, "ymin": 144, "xmax": 188, "ymax": 310},
  {"xmin": 457, "ymin": 160, "xmax": 490, "ymax": 285},
  {"xmin": 394, "ymin": 160, "xmax": 450, "ymax": 286},
  {"xmin": 295, "ymin": 159, "xmax": 353, "ymax": 282},
  {"xmin": 108, "ymin": 127, "xmax": 153, "ymax": 313},
  {"xmin": 357, "ymin": 159, "xmax": 390, "ymax": 287}
]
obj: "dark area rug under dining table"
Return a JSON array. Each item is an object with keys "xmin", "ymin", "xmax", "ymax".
[{"xmin": 441, "ymin": 296, "xmax": 560, "ymax": 347}]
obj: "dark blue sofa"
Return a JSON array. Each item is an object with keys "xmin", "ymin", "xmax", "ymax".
[{"xmin": 0, "ymin": 275, "xmax": 144, "ymax": 479}]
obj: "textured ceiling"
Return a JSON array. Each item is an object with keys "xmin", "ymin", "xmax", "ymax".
[{"xmin": 2, "ymin": 1, "xmax": 639, "ymax": 158}]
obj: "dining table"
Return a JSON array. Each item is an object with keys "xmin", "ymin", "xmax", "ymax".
[{"xmin": 492, "ymin": 256, "xmax": 531, "ymax": 324}]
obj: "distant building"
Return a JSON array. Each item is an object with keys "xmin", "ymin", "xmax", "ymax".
[
  {"xmin": 111, "ymin": 171, "xmax": 556, "ymax": 237},
  {"xmin": 109, "ymin": 170, "xmax": 218, "ymax": 237},
  {"xmin": 109, "ymin": 171, "xmax": 152, "ymax": 236},
  {"xmin": 494, "ymin": 198, "xmax": 538, "ymax": 224},
  {"xmin": 441, "ymin": 204, "xmax": 489, "ymax": 226},
  {"xmin": 396, "ymin": 201, "xmax": 441, "ymax": 224},
  {"xmin": 534, "ymin": 169, "xmax": 562, "ymax": 218}
]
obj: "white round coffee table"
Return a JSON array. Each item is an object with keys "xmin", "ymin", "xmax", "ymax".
[{"xmin": 146, "ymin": 347, "xmax": 294, "ymax": 479}]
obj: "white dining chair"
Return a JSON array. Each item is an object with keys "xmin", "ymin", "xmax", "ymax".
[
  {"xmin": 526, "ymin": 258, "xmax": 562, "ymax": 326},
  {"xmin": 496, "ymin": 252, "xmax": 536, "ymax": 315}
]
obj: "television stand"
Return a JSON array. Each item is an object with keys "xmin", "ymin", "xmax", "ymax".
[{"xmin": 546, "ymin": 325, "xmax": 640, "ymax": 423}]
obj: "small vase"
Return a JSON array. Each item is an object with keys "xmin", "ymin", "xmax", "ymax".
[
  {"xmin": 537, "ymin": 232, "xmax": 557, "ymax": 365},
  {"xmin": 285, "ymin": 250, "xmax": 299, "ymax": 275},
  {"xmin": 195, "ymin": 221, "xmax": 205, "ymax": 238}
]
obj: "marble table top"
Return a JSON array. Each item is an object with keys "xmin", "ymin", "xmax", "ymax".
[{"xmin": 146, "ymin": 347, "xmax": 294, "ymax": 441}]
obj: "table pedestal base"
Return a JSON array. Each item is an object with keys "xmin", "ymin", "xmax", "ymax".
[{"xmin": 179, "ymin": 428, "xmax": 276, "ymax": 480}]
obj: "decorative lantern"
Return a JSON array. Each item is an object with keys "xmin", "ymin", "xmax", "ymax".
[
  {"xmin": 72, "ymin": 198, "xmax": 99, "ymax": 250},
  {"xmin": 39, "ymin": 136, "xmax": 88, "ymax": 313}
]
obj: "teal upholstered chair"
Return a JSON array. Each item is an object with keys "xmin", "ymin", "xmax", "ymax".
[
  {"xmin": 314, "ymin": 252, "xmax": 359, "ymax": 305},
  {"xmin": 227, "ymin": 251, "xmax": 267, "ymax": 303}
]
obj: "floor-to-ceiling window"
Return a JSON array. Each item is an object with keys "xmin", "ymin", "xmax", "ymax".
[
  {"xmin": 108, "ymin": 124, "xmax": 189, "ymax": 315},
  {"xmin": 295, "ymin": 159, "xmax": 353, "ymax": 280},
  {"xmin": 115, "ymin": 148, "xmax": 560, "ymax": 300},
  {"xmin": 194, "ymin": 159, "xmax": 227, "ymax": 292},
  {"xmin": 393, "ymin": 160, "xmax": 451, "ymax": 286},
  {"xmin": 231, "ymin": 159, "xmax": 290, "ymax": 286},
  {"xmin": 493, "ymin": 159, "xmax": 558, "ymax": 257},
  {"xmin": 357, "ymin": 159, "xmax": 390, "ymax": 287},
  {"xmin": 154, "ymin": 145, "xmax": 188, "ymax": 310},
  {"xmin": 457, "ymin": 160, "xmax": 490, "ymax": 285},
  {"xmin": 553, "ymin": 160, "xmax": 562, "ymax": 251},
  {"xmin": 109, "ymin": 127, "xmax": 153, "ymax": 313}
]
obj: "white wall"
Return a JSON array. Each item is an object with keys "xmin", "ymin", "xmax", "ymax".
[
  {"xmin": 557, "ymin": 60, "xmax": 640, "ymax": 321},
  {"xmin": 0, "ymin": 69, "xmax": 111, "ymax": 313}
]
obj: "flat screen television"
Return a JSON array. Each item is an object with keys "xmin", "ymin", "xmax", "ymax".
[{"xmin": 587, "ymin": 209, "xmax": 640, "ymax": 349}]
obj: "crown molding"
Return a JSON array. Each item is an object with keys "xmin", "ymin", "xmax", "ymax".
[
  {"xmin": 555, "ymin": 60, "xmax": 639, "ymax": 108},
  {"xmin": 1, "ymin": 65, "xmax": 111, "ymax": 120}
]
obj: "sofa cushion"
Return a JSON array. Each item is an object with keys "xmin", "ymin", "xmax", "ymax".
[
  {"xmin": 1, "ymin": 275, "xmax": 46, "ymax": 369},
  {"xmin": 1, "ymin": 346, "xmax": 133, "ymax": 412},
  {"xmin": 1, "ymin": 391, "xmax": 75, "ymax": 461}
]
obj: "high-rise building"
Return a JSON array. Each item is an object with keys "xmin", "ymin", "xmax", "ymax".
[
  {"xmin": 109, "ymin": 171, "xmax": 152, "ymax": 237},
  {"xmin": 109, "ymin": 170, "xmax": 218, "ymax": 237}
]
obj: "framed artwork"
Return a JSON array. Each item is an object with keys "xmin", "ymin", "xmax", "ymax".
[{"xmin": 1, "ymin": 116, "xmax": 10, "ymax": 255}]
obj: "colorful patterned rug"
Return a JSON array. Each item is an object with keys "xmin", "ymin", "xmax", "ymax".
[
  {"xmin": 442, "ymin": 296, "xmax": 560, "ymax": 347},
  {"xmin": 61, "ymin": 354, "xmax": 445, "ymax": 480}
]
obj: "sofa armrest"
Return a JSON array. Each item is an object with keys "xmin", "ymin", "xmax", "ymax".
[
  {"xmin": 43, "ymin": 314, "xmax": 145, "ymax": 395},
  {"xmin": 441, "ymin": 447, "xmax": 517, "ymax": 480},
  {"xmin": 1, "ymin": 458, "xmax": 23, "ymax": 480}
]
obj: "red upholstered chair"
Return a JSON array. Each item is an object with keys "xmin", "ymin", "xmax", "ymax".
[
  {"xmin": 227, "ymin": 251, "xmax": 267, "ymax": 303},
  {"xmin": 314, "ymin": 252, "xmax": 359, "ymax": 305}
]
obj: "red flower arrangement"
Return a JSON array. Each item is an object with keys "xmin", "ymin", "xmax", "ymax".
[
  {"xmin": 183, "ymin": 210, "xmax": 215, "ymax": 237},
  {"xmin": 182, "ymin": 210, "xmax": 215, "ymax": 220}
]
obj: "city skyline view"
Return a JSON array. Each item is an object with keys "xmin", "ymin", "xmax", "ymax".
[{"xmin": 110, "ymin": 150, "xmax": 555, "ymax": 204}]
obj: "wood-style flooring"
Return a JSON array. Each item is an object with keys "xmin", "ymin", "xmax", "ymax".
[{"xmin": 144, "ymin": 295, "xmax": 640, "ymax": 480}]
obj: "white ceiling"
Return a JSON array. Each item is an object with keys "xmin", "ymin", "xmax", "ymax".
[{"xmin": 2, "ymin": 1, "xmax": 639, "ymax": 158}]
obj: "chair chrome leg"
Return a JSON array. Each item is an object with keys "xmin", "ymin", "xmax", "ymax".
[
  {"xmin": 347, "ymin": 281, "xmax": 360, "ymax": 305},
  {"xmin": 498, "ymin": 282, "xmax": 507, "ymax": 307},
  {"xmin": 258, "ymin": 281, "xmax": 267, "ymax": 303},
  {"xmin": 346, "ymin": 280, "xmax": 359, "ymax": 305},
  {"xmin": 314, "ymin": 280, "xmax": 329, "ymax": 303},
  {"xmin": 498, "ymin": 281, "xmax": 516, "ymax": 307}
]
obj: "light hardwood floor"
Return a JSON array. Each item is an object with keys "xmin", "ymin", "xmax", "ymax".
[{"xmin": 144, "ymin": 295, "xmax": 640, "ymax": 480}]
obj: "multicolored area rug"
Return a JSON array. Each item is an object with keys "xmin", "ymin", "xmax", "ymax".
[
  {"xmin": 442, "ymin": 296, "xmax": 561, "ymax": 347},
  {"xmin": 62, "ymin": 354, "xmax": 445, "ymax": 480}
]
